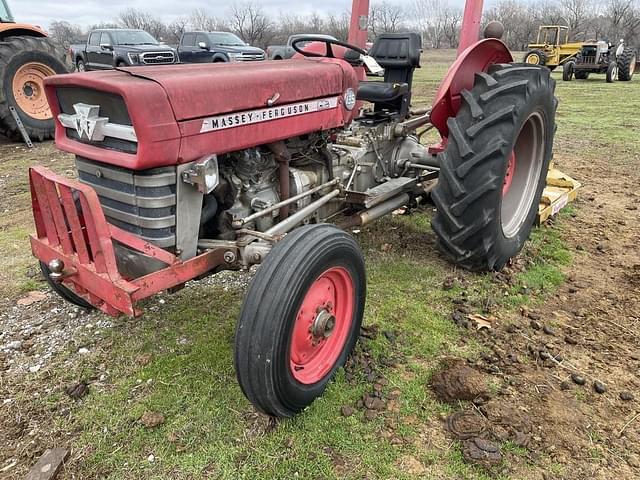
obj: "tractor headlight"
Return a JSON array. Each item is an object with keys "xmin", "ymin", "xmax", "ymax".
[{"xmin": 127, "ymin": 53, "xmax": 141, "ymax": 65}]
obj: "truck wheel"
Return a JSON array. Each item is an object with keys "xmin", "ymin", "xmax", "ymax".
[
  {"xmin": 0, "ymin": 36, "xmax": 67, "ymax": 141},
  {"xmin": 76, "ymin": 59, "xmax": 86, "ymax": 72},
  {"xmin": 235, "ymin": 224, "xmax": 366, "ymax": 417},
  {"xmin": 617, "ymin": 48, "xmax": 636, "ymax": 81},
  {"xmin": 39, "ymin": 261, "xmax": 94, "ymax": 309},
  {"xmin": 431, "ymin": 64, "xmax": 556, "ymax": 271},
  {"xmin": 575, "ymin": 71, "xmax": 589, "ymax": 80},
  {"xmin": 562, "ymin": 60, "xmax": 575, "ymax": 81},
  {"xmin": 606, "ymin": 62, "xmax": 618, "ymax": 83},
  {"xmin": 523, "ymin": 50, "xmax": 546, "ymax": 67}
]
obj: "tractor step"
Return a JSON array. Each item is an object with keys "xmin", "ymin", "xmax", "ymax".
[
  {"xmin": 537, "ymin": 168, "xmax": 581, "ymax": 225},
  {"xmin": 346, "ymin": 177, "xmax": 417, "ymax": 208}
]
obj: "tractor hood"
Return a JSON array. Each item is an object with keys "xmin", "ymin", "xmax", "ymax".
[{"xmin": 44, "ymin": 59, "xmax": 359, "ymax": 170}]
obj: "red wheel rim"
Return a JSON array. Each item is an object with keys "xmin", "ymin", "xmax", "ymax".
[
  {"xmin": 502, "ymin": 151, "xmax": 516, "ymax": 197},
  {"xmin": 289, "ymin": 266, "xmax": 355, "ymax": 384}
]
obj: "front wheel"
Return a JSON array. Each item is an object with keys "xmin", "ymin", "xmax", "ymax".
[
  {"xmin": 234, "ymin": 224, "xmax": 366, "ymax": 417},
  {"xmin": 563, "ymin": 60, "xmax": 575, "ymax": 81},
  {"xmin": 431, "ymin": 63, "xmax": 557, "ymax": 271},
  {"xmin": 76, "ymin": 59, "xmax": 86, "ymax": 72},
  {"xmin": 39, "ymin": 261, "xmax": 94, "ymax": 310},
  {"xmin": 606, "ymin": 62, "xmax": 618, "ymax": 83}
]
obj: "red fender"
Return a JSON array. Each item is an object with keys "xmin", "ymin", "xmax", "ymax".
[{"xmin": 431, "ymin": 39, "xmax": 513, "ymax": 138}]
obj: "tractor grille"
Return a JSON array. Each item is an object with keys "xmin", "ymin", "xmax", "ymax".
[
  {"xmin": 75, "ymin": 157, "xmax": 177, "ymax": 248},
  {"xmin": 580, "ymin": 47, "xmax": 597, "ymax": 64},
  {"xmin": 141, "ymin": 51, "xmax": 176, "ymax": 65}
]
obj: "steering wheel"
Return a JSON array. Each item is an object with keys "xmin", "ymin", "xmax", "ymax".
[{"xmin": 291, "ymin": 36, "xmax": 367, "ymax": 59}]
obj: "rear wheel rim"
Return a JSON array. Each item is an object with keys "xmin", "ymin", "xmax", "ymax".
[
  {"xmin": 527, "ymin": 55, "xmax": 540, "ymax": 65},
  {"xmin": 12, "ymin": 62, "xmax": 56, "ymax": 120},
  {"xmin": 501, "ymin": 112, "xmax": 545, "ymax": 238},
  {"xmin": 289, "ymin": 267, "xmax": 354, "ymax": 384}
]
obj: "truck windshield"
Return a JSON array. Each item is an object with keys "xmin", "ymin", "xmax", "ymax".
[
  {"xmin": 0, "ymin": 0, "xmax": 15, "ymax": 22},
  {"xmin": 208, "ymin": 32, "xmax": 245, "ymax": 46},
  {"xmin": 113, "ymin": 30, "xmax": 159, "ymax": 46}
]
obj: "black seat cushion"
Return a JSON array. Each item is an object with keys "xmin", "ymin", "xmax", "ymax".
[
  {"xmin": 357, "ymin": 81, "xmax": 409, "ymax": 103},
  {"xmin": 369, "ymin": 33, "xmax": 422, "ymax": 69}
]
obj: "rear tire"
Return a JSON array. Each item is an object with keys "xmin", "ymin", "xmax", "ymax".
[
  {"xmin": 523, "ymin": 50, "xmax": 547, "ymax": 67},
  {"xmin": 562, "ymin": 61, "xmax": 575, "ymax": 81},
  {"xmin": 235, "ymin": 224, "xmax": 366, "ymax": 417},
  {"xmin": 0, "ymin": 36, "xmax": 67, "ymax": 141},
  {"xmin": 617, "ymin": 47, "xmax": 636, "ymax": 81},
  {"xmin": 606, "ymin": 62, "xmax": 618, "ymax": 83},
  {"xmin": 431, "ymin": 63, "xmax": 556, "ymax": 271}
]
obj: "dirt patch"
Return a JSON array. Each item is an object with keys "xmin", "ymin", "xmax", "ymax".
[{"xmin": 430, "ymin": 359, "xmax": 490, "ymax": 403}]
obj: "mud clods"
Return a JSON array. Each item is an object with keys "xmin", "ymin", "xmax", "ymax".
[{"xmin": 430, "ymin": 359, "xmax": 489, "ymax": 403}]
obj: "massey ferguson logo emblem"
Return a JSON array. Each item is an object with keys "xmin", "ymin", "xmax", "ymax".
[
  {"xmin": 200, "ymin": 96, "xmax": 340, "ymax": 133},
  {"xmin": 58, "ymin": 103, "xmax": 138, "ymax": 143},
  {"xmin": 59, "ymin": 103, "xmax": 108, "ymax": 141}
]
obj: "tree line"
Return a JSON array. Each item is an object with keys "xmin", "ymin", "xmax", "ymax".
[{"xmin": 48, "ymin": 0, "xmax": 640, "ymax": 51}]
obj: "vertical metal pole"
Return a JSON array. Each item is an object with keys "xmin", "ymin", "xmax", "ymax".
[
  {"xmin": 457, "ymin": 0, "xmax": 484, "ymax": 56},
  {"xmin": 348, "ymin": 0, "xmax": 370, "ymax": 49}
]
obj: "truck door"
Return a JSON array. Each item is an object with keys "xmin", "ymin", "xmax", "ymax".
[
  {"xmin": 194, "ymin": 33, "xmax": 212, "ymax": 63},
  {"xmin": 97, "ymin": 32, "xmax": 115, "ymax": 68},
  {"xmin": 86, "ymin": 32, "xmax": 101, "ymax": 69},
  {"xmin": 179, "ymin": 32, "xmax": 197, "ymax": 63}
]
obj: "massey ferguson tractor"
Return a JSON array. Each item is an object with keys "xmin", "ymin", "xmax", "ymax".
[
  {"xmin": 29, "ymin": 0, "xmax": 557, "ymax": 417},
  {"xmin": 0, "ymin": 0, "xmax": 67, "ymax": 141}
]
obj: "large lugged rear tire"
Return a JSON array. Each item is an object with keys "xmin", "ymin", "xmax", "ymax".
[
  {"xmin": 431, "ymin": 63, "xmax": 556, "ymax": 271},
  {"xmin": 0, "ymin": 36, "xmax": 67, "ymax": 141},
  {"xmin": 617, "ymin": 47, "xmax": 636, "ymax": 81},
  {"xmin": 235, "ymin": 224, "xmax": 366, "ymax": 417}
]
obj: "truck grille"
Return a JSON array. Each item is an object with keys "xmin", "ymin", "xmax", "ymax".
[
  {"xmin": 141, "ymin": 51, "xmax": 176, "ymax": 65},
  {"xmin": 238, "ymin": 52, "xmax": 265, "ymax": 61},
  {"xmin": 76, "ymin": 157, "xmax": 177, "ymax": 248}
]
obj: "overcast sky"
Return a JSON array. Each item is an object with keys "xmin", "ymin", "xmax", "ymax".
[{"xmin": 9, "ymin": 0, "xmax": 470, "ymax": 30}]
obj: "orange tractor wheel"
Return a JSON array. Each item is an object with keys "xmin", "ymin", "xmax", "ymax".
[{"xmin": 0, "ymin": 36, "xmax": 67, "ymax": 141}]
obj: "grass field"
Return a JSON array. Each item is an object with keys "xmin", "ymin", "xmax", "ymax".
[{"xmin": 1, "ymin": 49, "xmax": 639, "ymax": 479}]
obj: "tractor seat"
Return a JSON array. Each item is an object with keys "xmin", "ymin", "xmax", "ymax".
[
  {"xmin": 357, "ymin": 81, "xmax": 409, "ymax": 103},
  {"xmin": 355, "ymin": 32, "xmax": 422, "ymax": 118}
]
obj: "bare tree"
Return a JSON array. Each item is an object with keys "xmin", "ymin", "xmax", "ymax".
[
  {"xmin": 413, "ymin": 0, "xmax": 462, "ymax": 48},
  {"xmin": 369, "ymin": 1, "xmax": 406, "ymax": 38},
  {"xmin": 189, "ymin": 8, "xmax": 228, "ymax": 32},
  {"xmin": 559, "ymin": 0, "xmax": 594, "ymax": 39},
  {"xmin": 229, "ymin": 2, "xmax": 274, "ymax": 48},
  {"xmin": 117, "ymin": 8, "xmax": 165, "ymax": 40},
  {"xmin": 48, "ymin": 20, "xmax": 84, "ymax": 49}
]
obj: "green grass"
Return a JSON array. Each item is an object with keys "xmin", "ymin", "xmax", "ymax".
[{"xmin": 3, "ymin": 47, "xmax": 628, "ymax": 479}]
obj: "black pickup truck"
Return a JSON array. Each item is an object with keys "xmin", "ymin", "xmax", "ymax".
[
  {"xmin": 70, "ymin": 29, "xmax": 177, "ymax": 71},
  {"xmin": 177, "ymin": 31, "xmax": 265, "ymax": 63}
]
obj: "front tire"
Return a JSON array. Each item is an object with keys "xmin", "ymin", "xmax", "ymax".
[
  {"xmin": 606, "ymin": 62, "xmax": 618, "ymax": 83},
  {"xmin": 0, "ymin": 36, "xmax": 68, "ymax": 141},
  {"xmin": 235, "ymin": 224, "xmax": 366, "ymax": 417},
  {"xmin": 76, "ymin": 59, "xmax": 86, "ymax": 72},
  {"xmin": 562, "ymin": 60, "xmax": 575, "ymax": 81},
  {"xmin": 431, "ymin": 64, "xmax": 556, "ymax": 271},
  {"xmin": 39, "ymin": 261, "xmax": 94, "ymax": 310}
]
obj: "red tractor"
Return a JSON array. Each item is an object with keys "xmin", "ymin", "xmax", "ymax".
[{"xmin": 29, "ymin": 0, "xmax": 556, "ymax": 416}]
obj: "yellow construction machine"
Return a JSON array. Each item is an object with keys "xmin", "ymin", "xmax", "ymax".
[{"xmin": 524, "ymin": 25, "xmax": 583, "ymax": 70}]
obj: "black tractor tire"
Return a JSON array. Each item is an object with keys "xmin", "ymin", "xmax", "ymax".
[
  {"xmin": 606, "ymin": 62, "xmax": 618, "ymax": 83},
  {"xmin": 523, "ymin": 50, "xmax": 547, "ymax": 67},
  {"xmin": 235, "ymin": 224, "xmax": 366, "ymax": 417},
  {"xmin": 617, "ymin": 47, "xmax": 636, "ymax": 81},
  {"xmin": 0, "ymin": 36, "xmax": 67, "ymax": 141},
  {"xmin": 431, "ymin": 63, "xmax": 556, "ymax": 272},
  {"xmin": 574, "ymin": 70, "xmax": 589, "ymax": 80},
  {"xmin": 562, "ymin": 60, "xmax": 575, "ymax": 81},
  {"xmin": 39, "ymin": 261, "xmax": 94, "ymax": 310}
]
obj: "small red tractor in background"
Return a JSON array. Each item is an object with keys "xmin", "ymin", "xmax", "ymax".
[{"xmin": 29, "ymin": 0, "xmax": 557, "ymax": 416}]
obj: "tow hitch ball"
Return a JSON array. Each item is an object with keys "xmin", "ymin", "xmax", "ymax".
[{"xmin": 47, "ymin": 259, "xmax": 75, "ymax": 283}]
